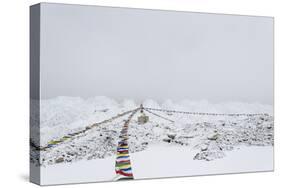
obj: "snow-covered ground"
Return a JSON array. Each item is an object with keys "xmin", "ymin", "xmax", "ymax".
[
  {"xmin": 40, "ymin": 144, "xmax": 273, "ymax": 185},
  {"xmin": 30, "ymin": 96, "xmax": 274, "ymax": 185}
]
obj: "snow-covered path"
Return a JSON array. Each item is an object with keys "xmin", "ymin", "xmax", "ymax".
[{"xmin": 41, "ymin": 144, "xmax": 273, "ymax": 185}]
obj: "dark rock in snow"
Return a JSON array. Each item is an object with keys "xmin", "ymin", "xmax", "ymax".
[
  {"xmin": 167, "ymin": 133, "xmax": 176, "ymax": 139},
  {"xmin": 55, "ymin": 157, "xmax": 64, "ymax": 163},
  {"xmin": 193, "ymin": 151, "xmax": 225, "ymax": 161},
  {"xmin": 163, "ymin": 138, "xmax": 171, "ymax": 143}
]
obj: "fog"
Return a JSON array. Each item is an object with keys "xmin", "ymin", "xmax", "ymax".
[{"xmin": 40, "ymin": 3, "xmax": 273, "ymax": 104}]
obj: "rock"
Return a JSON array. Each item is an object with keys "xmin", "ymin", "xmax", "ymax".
[
  {"xmin": 163, "ymin": 138, "xmax": 171, "ymax": 143},
  {"xmin": 184, "ymin": 134, "xmax": 194, "ymax": 138},
  {"xmin": 193, "ymin": 151, "xmax": 225, "ymax": 161},
  {"xmin": 67, "ymin": 152, "xmax": 75, "ymax": 156},
  {"xmin": 267, "ymin": 124, "xmax": 273, "ymax": 129},
  {"xmin": 167, "ymin": 133, "xmax": 176, "ymax": 139},
  {"xmin": 193, "ymin": 153, "xmax": 201, "ymax": 160},
  {"xmin": 200, "ymin": 144, "xmax": 208, "ymax": 151},
  {"xmin": 207, "ymin": 133, "xmax": 219, "ymax": 140},
  {"xmin": 55, "ymin": 157, "xmax": 64, "ymax": 163}
]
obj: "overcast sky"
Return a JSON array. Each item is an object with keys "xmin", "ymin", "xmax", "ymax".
[{"xmin": 40, "ymin": 3, "xmax": 273, "ymax": 104}]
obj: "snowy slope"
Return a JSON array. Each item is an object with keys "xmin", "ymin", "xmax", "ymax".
[{"xmin": 34, "ymin": 96, "xmax": 273, "ymax": 146}]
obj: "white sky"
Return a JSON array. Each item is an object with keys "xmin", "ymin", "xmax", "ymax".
[{"xmin": 40, "ymin": 3, "xmax": 273, "ymax": 104}]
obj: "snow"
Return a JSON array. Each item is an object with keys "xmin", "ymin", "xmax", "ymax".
[
  {"xmin": 36, "ymin": 96, "xmax": 135, "ymax": 146},
  {"xmin": 33, "ymin": 96, "xmax": 273, "ymax": 147},
  {"xmin": 40, "ymin": 144, "xmax": 273, "ymax": 185},
  {"xmin": 30, "ymin": 96, "xmax": 274, "ymax": 185},
  {"xmin": 131, "ymin": 144, "xmax": 273, "ymax": 179},
  {"xmin": 41, "ymin": 156, "xmax": 116, "ymax": 185}
]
